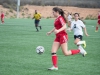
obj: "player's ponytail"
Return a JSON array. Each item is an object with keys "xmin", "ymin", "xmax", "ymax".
[
  {"xmin": 53, "ymin": 7, "xmax": 67, "ymax": 23},
  {"xmin": 59, "ymin": 9, "xmax": 67, "ymax": 23}
]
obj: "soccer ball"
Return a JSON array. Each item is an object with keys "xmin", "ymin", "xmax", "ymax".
[{"xmin": 36, "ymin": 46, "xmax": 45, "ymax": 54}]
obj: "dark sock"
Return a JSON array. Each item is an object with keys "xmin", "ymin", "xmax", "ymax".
[
  {"xmin": 36, "ymin": 27, "xmax": 39, "ymax": 32},
  {"xmin": 39, "ymin": 26, "xmax": 42, "ymax": 30}
]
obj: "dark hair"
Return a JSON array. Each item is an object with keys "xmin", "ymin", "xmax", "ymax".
[
  {"xmin": 74, "ymin": 13, "xmax": 85, "ymax": 24},
  {"xmin": 35, "ymin": 10, "xmax": 37, "ymax": 14},
  {"xmin": 74, "ymin": 13, "xmax": 80, "ymax": 17},
  {"xmin": 53, "ymin": 7, "xmax": 67, "ymax": 23},
  {"xmin": 74, "ymin": 13, "xmax": 81, "ymax": 20}
]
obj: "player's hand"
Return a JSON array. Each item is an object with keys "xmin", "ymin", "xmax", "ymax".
[
  {"xmin": 67, "ymin": 28, "xmax": 71, "ymax": 31},
  {"xmin": 86, "ymin": 34, "xmax": 90, "ymax": 36},
  {"xmin": 32, "ymin": 17, "xmax": 34, "ymax": 19},
  {"xmin": 54, "ymin": 29, "xmax": 59, "ymax": 34},
  {"xmin": 46, "ymin": 32, "xmax": 51, "ymax": 36}
]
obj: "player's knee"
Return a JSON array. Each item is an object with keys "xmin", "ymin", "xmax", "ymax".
[
  {"xmin": 74, "ymin": 41, "xmax": 77, "ymax": 45},
  {"xmin": 64, "ymin": 53, "xmax": 69, "ymax": 56},
  {"xmin": 63, "ymin": 51, "xmax": 70, "ymax": 56}
]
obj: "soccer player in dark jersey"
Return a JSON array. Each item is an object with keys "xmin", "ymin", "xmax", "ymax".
[
  {"xmin": 32, "ymin": 10, "xmax": 41, "ymax": 32},
  {"xmin": 47, "ymin": 7, "xmax": 87, "ymax": 70}
]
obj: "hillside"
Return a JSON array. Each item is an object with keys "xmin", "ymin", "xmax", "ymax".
[{"xmin": 0, "ymin": 5, "xmax": 100, "ymax": 19}]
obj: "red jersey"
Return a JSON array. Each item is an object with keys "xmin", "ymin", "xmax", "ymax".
[
  {"xmin": 1, "ymin": 13, "xmax": 4, "ymax": 18},
  {"xmin": 98, "ymin": 15, "xmax": 100, "ymax": 24},
  {"xmin": 54, "ymin": 16, "xmax": 67, "ymax": 35},
  {"xmin": 54, "ymin": 16, "xmax": 68, "ymax": 44},
  {"xmin": 98, "ymin": 15, "xmax": 100, "ymax": 20}
]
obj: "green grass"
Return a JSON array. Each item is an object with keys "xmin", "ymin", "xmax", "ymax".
[{"xmin": 0, "ymin": 19, "xmax": 100, "ymax": 75}]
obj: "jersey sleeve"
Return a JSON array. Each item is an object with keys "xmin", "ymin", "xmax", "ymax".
[
  {"xmin": 59, "ymin": 17, "xmax": 66, "ymax": 26},
  {"xmin": 80, "ymin": 21, "xmax": 85, "ymax": 28}
]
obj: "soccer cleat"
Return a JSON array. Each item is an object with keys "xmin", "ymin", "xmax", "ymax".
[
  {"xmin": 83, "ymin": 41, "xmax": 86, "ymax": 48},
  {"xmin": 48, "ymin": 66, "xmax": 58, "ymax": 70},
  {"xmin": 81, "ymin": 51, "xmax": 87, "ymax": 57},
  {"xmin": 95, "ymin": 30, "xmax": 98, "ymax": 32},
  {"xmin": 79, "ymin": 46, "xmax": 87, "ymax": 57}
]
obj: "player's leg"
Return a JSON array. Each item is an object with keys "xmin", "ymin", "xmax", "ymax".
[
  {"xmin": 61, "ymin": 42, "xmax": 87, "ymax": 57},
  {"xmin": 74, "ymin": 35, "xmax": 87, "ymax": 55},
  {"xmin": 2, "ymin": 17, "xmax": 4, "ymax": 24},
  {"xmin": 95, "ymin": 24, "xmax": 99, "ymax": 32},
  {"xmin": 1, "ymin": 18, "xmax": 2, "ymax": 24},
  {"xmin": 38, "ymin": 26, "xmax": 42, "ymax": 30},
  {"xmin": 68, "ymin": 21, "xmax": 71, "ymax": 27},
  {"xmin": 35, "ymin": 24, "xmax": 39, "ymax": 32},
  {"xmin": 74, "ymin": 35, "xmax": 86, "ymax": 48},
  {"xmin": 61, "ymin": 43, "xmax": 80, "ymax": 55},
  {"xmin": 95, "ymin": 20, "xmax": 100, "ymax": 32},
  {"xmin": 35, "ymin": 20, "xmax": 39, "ymax": 32},
  {"xmin": 48, "ymin": 42, "xmax": 60, "ymax": 70},
  {"xmin": 37, "ymin": 20, "xmax": 42, "ymax": 30},
  {"xmin": 60, "ymin": 34, "xmax": 80, "ymax": 56},
  {"xmin": 60, "ymin": 35, "xmax": 86, "ymax": 56}
]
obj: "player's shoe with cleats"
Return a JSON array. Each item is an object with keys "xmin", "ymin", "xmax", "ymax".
[
  {"xmin": 95, "ymin": 30, "xmax": 98, "ymax": 32},
  {"xmin": 79, "ymin": 47, "xmax": 87, "ymax": 57},
  {"xmin": 83, "ymin": 41, "xmax": 86, "ymax": 48},
  {"xmin": 48, "ymin": 66, "xmax": 58, "ymax": 70}
]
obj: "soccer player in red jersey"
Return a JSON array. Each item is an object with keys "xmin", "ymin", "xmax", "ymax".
[
  {"xmin": 47, "ymin": 7, "xmax": 87, "ymax": 70},
  {"xmin": 95, "ymin": 11, "xmax": 100, "ymax": 32},
  {"xmin": 0, "ymin": 11, "xmax": 4, "ymax": 24}
]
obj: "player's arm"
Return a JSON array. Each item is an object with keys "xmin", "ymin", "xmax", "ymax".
[
  {"xmin": 83, "ymin": 27, "xmax": 89, "ymax": 36},
  {"xmin": 67, "ymin": 27, "xmax": 71, "ymax": 31},
  {"xmin": 80, "ymin": 21, "xmax": 89, "ymax": 36},
  {"xmin": 47, "ymin": 28, "xmax": 55, "ymax": 36},
  {"xmin": 54, "ymin": 24, "xmax": 67, "ymax": 34},
  {"xmin": 54, "ymin": 18, "xmax": 67, "ymax": 34},
  {"xmin": 81, "ymin": 21, "xmax": 89, "ymax": 36},
  {"xmin": 32, "ymin": 17, "xmax": 34, "ymax": 19},
  {"xmin": 32, "ymin": 14, "xmax": 35, "ymax": 19},
  {"xmin": 67, "ymin": 22, "xmax": 73, "ymax": 31},
  {"xmin": 39, "ymin": 14, "xmax": 41, "ymax": 19}
]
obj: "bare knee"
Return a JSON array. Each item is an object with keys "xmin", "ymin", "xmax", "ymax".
[
  {"xmin": 74, "ymin": 39, "xmax": 80, "ymax": 45},
  {"xmin": 63, "ymin": 50, "xmax": 72, "ymax": 56},
  {"xmin": 64, "ymin": 53, "xmax": 70, "ymax": 56},
  {"xmin": 74, "ymin": 41, "xmax": 77, "ymax": 45}
]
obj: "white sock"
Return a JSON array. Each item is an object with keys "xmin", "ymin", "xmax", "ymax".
[
  {"xmin": 77, "ymin": 41, "xmax": 85, "ymax": 45},
  {"xmin": 78, "ymin": 45, "xmax": 83, "ymax": 49}
]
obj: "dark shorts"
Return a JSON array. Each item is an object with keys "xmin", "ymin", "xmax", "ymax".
[
  {"xmin": 74, "ymin": 35, "xmax": 83, "ymax": 40},
  {"xmin": 35, "ymin": 20, "xmax": 40, "ymax": 26}
]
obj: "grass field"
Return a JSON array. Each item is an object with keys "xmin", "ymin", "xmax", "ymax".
[{"xmin": 0, "ymin": 19, "xmax": 100, "ymax": 75}]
